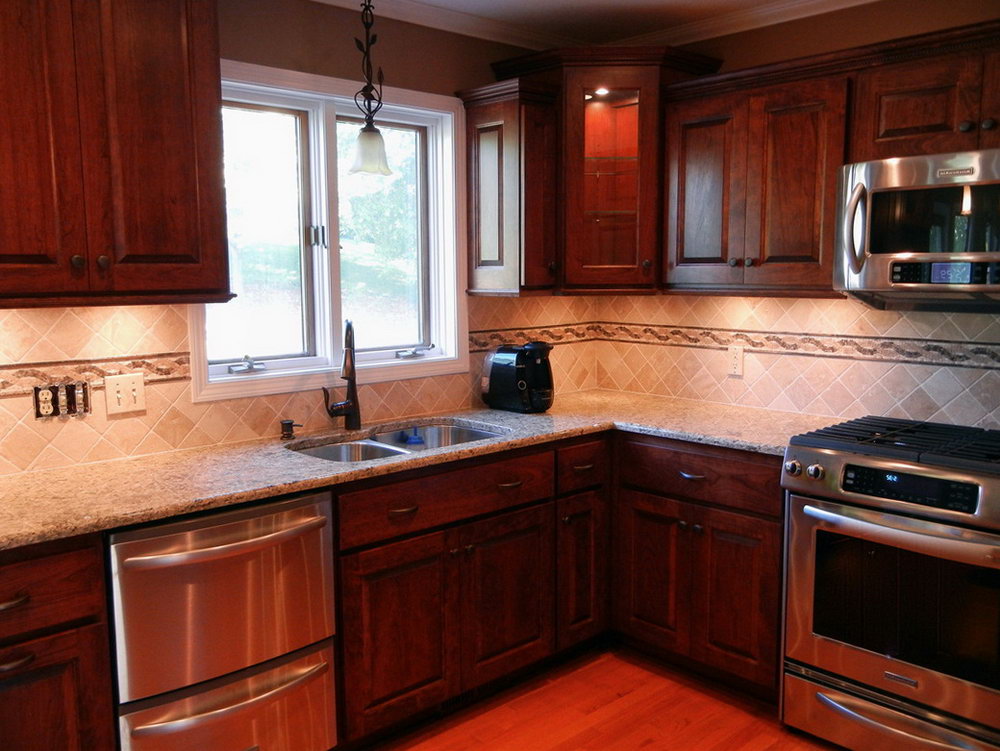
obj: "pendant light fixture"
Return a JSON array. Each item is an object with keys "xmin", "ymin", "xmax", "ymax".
[{"xmin": 350, "ymin": 0, "xmax": 391, "ymax": 175}]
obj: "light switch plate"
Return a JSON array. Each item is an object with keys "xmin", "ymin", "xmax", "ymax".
[{"xmin": 105, "ymin": 373, "xmax": 146, "ymax": 415}]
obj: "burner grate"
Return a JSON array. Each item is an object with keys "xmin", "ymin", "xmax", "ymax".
[{"xmin": 791, "ymin": 416, "xmax": 1000, "ymax": 473}]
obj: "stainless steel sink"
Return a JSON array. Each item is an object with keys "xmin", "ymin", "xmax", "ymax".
[
  {"xmin": 295, "ymin": 440, "xmax": 409, "ymax": 462},
  {"xmin": 372, "ymin": 423, "xmax": 504, "ymax": 451}
]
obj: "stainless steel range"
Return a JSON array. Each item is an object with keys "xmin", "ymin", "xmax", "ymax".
[{"xmin": 781, "ymin": 416, "xmax": 1000, "ymax": 751}]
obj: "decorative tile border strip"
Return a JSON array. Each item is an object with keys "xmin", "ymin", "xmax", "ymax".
[
  {"xmin": 470, "ymin": 322, "xmax": 1000, "ymax": 370},
  {"xmin": 0, "ymin": 353, "xmax": 190, "ymax": 397}
]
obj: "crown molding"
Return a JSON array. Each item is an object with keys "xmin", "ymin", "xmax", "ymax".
[
  {"xmin": 612, "ymin": 0, "xmax": 881, "ymax": 46},
  {"xmin": 309, "ymin": 0, "xmax": 582, "ymax": 50}
]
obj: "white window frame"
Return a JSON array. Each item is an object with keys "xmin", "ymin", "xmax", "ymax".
[{"xmin": 189, "ymin": 60, "xmax": 468, "ymax": 403}]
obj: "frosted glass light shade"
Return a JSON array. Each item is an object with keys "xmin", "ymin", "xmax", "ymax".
[{"xmin": 350, "ymin": 125, "xmax": 391, "ymax": 175}]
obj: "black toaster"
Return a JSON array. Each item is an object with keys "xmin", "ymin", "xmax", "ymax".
[{"xmin": 480, "ymin": 342, "xmax": 554, "ymax": 413}]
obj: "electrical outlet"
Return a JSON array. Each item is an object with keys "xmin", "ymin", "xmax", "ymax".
[
  {"xmin": 105, "ymin": 373, "xmax": 146, "ymax": 416},
  {"xmin": 34, "ymin": 386, "xmax": 56, "ymax": 417},
  {"xmin": 728, "ymin": 346, "xmax": 744, "ymax": 377}
]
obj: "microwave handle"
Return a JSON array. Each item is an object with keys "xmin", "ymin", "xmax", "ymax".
[
  {"xmin": 844, "ymin": 182, "xmax": 868, "ymax": 274},
  {"xmin": 803, "ymin": 504, "xmax": 1000, "ymax": 570}
]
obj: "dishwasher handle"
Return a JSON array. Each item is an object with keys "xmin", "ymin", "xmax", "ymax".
[
  {"xmin": 131, "ymin": 661, "xmax": 329, "ymax": 737},
  {"xmin": 121, "ymin": 515, "xmax": 328, "ymax": 570}
]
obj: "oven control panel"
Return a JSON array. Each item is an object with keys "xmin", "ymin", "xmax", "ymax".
[{"xmin": 842, "ymin": 464, "xmax": 979, "ymax": 512}]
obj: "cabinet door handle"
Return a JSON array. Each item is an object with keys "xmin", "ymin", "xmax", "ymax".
[
  {"xmin": 388, "ymin": 506, "xmax": 419, "ymax": 516},
  {"xmin": 728, "ymin": 258, "xmax": 741, "ymax": 267},
  {"xmin": 744, "ymin": 257, "xmax": 755, "ymax": 267},
  {"xmin": 641, "ymin": 259, "xmax": 652, "ymax": 270},
  {"xmin": 982, "ymin": 118, "xmax": 998, "ymax": 131},
  {"xmin": 678, "ymin": 520, "xmax": 688, "ymax": 530},
  {"xmin": 571, "ymin": 463, "xmax": 595, "ymax": 472},
  {"xmin": 692, "ymin": 524, "xmax": 704, "ymax": 534},
  {"xmin": 0, "ymin": 652, "xmax": 34, "ymax": 673},
  {"xmin": 0, "ymin": 593, "xmax": 30, "ymax": 613},
  {"xmin": 70, "ymin": 254, "xmax": 85, "ymax": 269},
  {"xmin": 449, "ymin": 548, "xmax": 461, "ymax": 556},
  {"xmin": 497, "ymin": 480, "xmax": 523, "ymax": 489},
  {"xmin": 561, "ymin": 515, "xmax": 572, "ymax": 524},
  {"xmin": 464, "ymin": 544, "xmax": 476, "ymax": 554},
  {"xmin": 958, "ymin": 119, "xmax": 976, "ymax": 132},
  {"xmin": 96, "ymin": 254, "xmax": 111, "ymax": 270},
  {"xmin": 678, "ymin": 471, "xmax": 705, "ymax": 481}
]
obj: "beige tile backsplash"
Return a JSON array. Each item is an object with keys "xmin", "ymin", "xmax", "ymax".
[{"xmin": 0, "ymin": 294, "xmax": 997, "ymax": 475}]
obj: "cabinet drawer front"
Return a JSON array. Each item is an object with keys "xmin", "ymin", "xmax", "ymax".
[
  {"xmin": 338, "ymin": 451, "xmax": 555, "ymax": 549},
  {"xmin": 618, "ymin": 437, "xmax": 781, "ymax": 517},
  {"xmin": 0, "ymin": 547, "xmax": 103, "ymax": 642},
  {"xmin": 557, "ymin": 440, "xmax": 608, "ymax": 494}
]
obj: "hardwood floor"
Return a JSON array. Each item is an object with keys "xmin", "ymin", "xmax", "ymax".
[{"xmin": 373, "ymin": 650, "xmax": 834, "ymax": 750}]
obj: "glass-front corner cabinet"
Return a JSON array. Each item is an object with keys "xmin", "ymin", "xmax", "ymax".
[{"xmin": 563, "ymin": 66, "xmax": 662, "ymax": 290}]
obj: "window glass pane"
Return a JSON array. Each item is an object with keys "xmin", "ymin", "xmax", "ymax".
[
  {"xmin": 207, "ymin": 105, "xmax": 311, "ymax": 363},
  {"xmin": 337, "ymin": 119, "xmax": 424, "ymax": 351}
]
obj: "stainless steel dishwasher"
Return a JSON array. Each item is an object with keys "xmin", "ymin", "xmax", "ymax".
[{"xmin": 110, "ymin": 493, "xmax": 336, "ymax": 751}]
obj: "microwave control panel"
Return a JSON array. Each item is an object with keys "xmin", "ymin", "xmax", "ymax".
[
  {"xmin": 842, "ymin": 464, "xmax": 979, "ymax": 512},
  {"xmin": 891, "ymin": 262, "xmax": 1000, "ymax": 285}
]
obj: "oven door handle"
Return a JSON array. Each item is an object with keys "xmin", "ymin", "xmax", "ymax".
[
  {"xmin": 803, "ymin": 504, "xmax": 1000, "ymax": 570},
  {"xmin": 815, "ymin": 692, "xmax": 986, "ymax": 750},
  {"xmin": 844, "ymin": 182, "xmax": 868, "ymax": 275}
]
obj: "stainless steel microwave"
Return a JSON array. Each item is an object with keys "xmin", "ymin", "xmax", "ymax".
[{"xmin": 834, "ymin": 148, "xmax": 1000, "ymax": 311}]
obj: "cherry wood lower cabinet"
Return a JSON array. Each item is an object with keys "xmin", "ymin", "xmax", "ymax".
[
  {"xmin": 0, "ymin": 536, "xmax": 114, "ymax": 751},
  {"xmin": 556, "ymin": 490, "xmax": 610, "ymax": 650},
  {"xmin": 614, "ymin": 436, "xmax": 783, "ymax": 692},
  {"xmin": 340, "ymin": 503, "xmax": 556, "ymax": 740}
]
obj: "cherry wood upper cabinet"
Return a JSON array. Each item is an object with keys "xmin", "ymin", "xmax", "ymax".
[
  {"xmin": 563, "ymin": 65, "xmax": 662, "ymax": 290},
  {"xmin": 460, "ymin": 81, "xmax": 558, "ymax": 295},
  {"xmin": 665, "ymin": 78, "xmax": 845, "ymax": 294},
  {"xmin": 850, "ymin": 54, "xmax": 993, "ymax": 161},
  {"xmin": 0, "ymin": 0, "xmax": 231, "ymax": 308}
]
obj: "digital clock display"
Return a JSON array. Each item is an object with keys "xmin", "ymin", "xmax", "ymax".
[{"xmin": 931, "ymin": 262, "xmax": 972, "ymax": 284}]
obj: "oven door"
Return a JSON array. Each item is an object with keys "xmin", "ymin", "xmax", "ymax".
[{"xmin": 785, "ymin": 494, "xmax": 1000, "ymax": 730}]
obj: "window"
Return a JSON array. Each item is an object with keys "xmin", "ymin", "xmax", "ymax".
[{"xmin": 189, "ymin": 62, "xmax": 467, "ymax": 401}]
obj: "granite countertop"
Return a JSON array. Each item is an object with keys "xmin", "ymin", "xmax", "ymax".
[{"xmin": 0, "ymin": 390, "xmax": 834, "ymax": 551}]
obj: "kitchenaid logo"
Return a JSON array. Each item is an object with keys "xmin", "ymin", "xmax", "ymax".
[{"xmin": 936, "ymin": 167, "xmax": 976, "ymax": 178}]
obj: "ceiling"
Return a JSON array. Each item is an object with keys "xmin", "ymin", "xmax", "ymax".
[{"xmin": 312, "ymin": 0, "xmax": 881, "ymax": 50}]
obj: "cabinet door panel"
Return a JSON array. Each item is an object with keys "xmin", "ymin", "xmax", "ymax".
[
  {"xmin": 79, "ymin": 0, "xmax": 228, "ymax": 294},
  {"xmin": 850, "ymin": 55, "xmax": 983, "ymax": 161},
  {"xmin": 564, "ymin": 66, "xmax": 661, "ymax": 288},
  {"xmin": 664, "ymin": 94, "xmax": 747, "ymax": 286},
  {"xmin": 0, "ymin": 624, "xmax": 114, "ymax": 751},
  {"xmin": 980, "ymin": 52, "xmax": 1000, "ymax": 150},
  {"xmin": 556, "ymin": 491, "xmax": 609, "ymax": 650},
  {"xmin": 340, "ymin": 532, "xmax": 460, "ymax": 740},
  {"xmin": 0, "ymin": 0, "xmax": 89, "ymax": 297},
  {"xmin": 613, "ymin": 489, "xmax": 690, "ymax": 653},
  {"xmin": 689, "ymin": 506, "xmax": 781, "ymax": 689},
  {"xmin": 460, "ymin": 504, "xmax": 555, "ymax": 690},
  {"xmin": 744, "ymin": 78, "xmax": 846, "ymax": 289}
]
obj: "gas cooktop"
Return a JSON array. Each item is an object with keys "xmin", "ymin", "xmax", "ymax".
[{"xmin": 790, "ymin": 416, "xmax": 1000, "ymax": 475}]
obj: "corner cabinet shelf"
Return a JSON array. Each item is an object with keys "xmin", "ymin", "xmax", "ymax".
[{"xmin": 0, "ymin": 0, "xmax": 232, "ymax": 308}]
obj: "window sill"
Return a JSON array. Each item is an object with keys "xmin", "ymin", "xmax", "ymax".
[{"xmin": 190, "ymin": 353, "xmax": 469, "ymax": 403}]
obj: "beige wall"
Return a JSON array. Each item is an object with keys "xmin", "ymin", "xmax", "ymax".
[
  {"xmin": 216, "ymin": 0, "xmax": 531, "ymax": 95},
  {"xmin": 681, "ymin": 0, "xmax": 1000, "ymax": 72}
]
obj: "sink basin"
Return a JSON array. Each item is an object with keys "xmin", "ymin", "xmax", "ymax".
[
  {"xmin": 296, "ymin": 440, "xmax": 409, "ymax": 462},
  {"xmin": 372, "ymin": 423, "xmax": 504, "ymax": 451}
]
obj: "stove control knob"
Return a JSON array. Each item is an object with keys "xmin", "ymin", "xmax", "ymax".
[
  {"xmin": 784, "ymin": 460, "xmax": 802, "ymax": 476},
  {"xmin": 806, "ymin": 464, "xmax": 825, "ymax": 480}
]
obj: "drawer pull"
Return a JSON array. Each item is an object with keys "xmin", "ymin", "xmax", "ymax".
[
  {"xmin": 571, "ymin": 463, "xmax": 595, "ymax": 472},
  {"xmin": 561, "ymin": 515, "xmax": 572, "ymax": 524},
  {"xmin": 0, "ymin": 652, "xmax": 35, "ymax": 673},
  {"xmin": 678, "ymin": 471, "xmax": 705, "ymax": 481},
  {"xmin": 692, "ymin": 524, "xmax": 704, "ymax": 534},
  {"xmin": 0, "ymin": 593, "xmax": 30, "ymax": 613},
  {"xmin": 465, "ymin": 544, "xmax": 476, "ymax": 554},
  {"xmin": 497, "ymin": 480, "xmax": 523, "ymax": 489},
  {"xmin": 388, "ymin": 506, "xmax": 419, "ymax": 516},
  {"xmin": 132, "ymin": 661, "xmax": 328, "ymax": 737},
  {"xmin": 449, "ymin": 548, "xmax": 461, "ymax": 556},
  {"xmin": 122, "ymin": 516, "xmax": 328, "ymax": 570}
]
